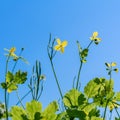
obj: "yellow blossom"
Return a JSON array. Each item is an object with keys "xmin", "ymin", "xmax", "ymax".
[
  {"xmin": 4, "ymin": 47, "xmax": 18, "ymax": 60},
  {"xmin": 9, "ymin": 47, "xmax": 16, "ymax": 53},
  {"xmin": 54, "ymin": 39, "xmax": 68, "ymax": 53},
  {"xmin": 7, "ymin": 88, "xmax": 12, "ymax": 93},
  {"xmin": 90, "ymin": 32, "xmax": 101, "ymax": 44},
  {"xmin": 111, "ymin": 62, "xmax": 117, "ymax": 67}
]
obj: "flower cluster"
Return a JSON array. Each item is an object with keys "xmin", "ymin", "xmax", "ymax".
[{"xmin": 105, "ymin": 62, "xmax": 119, "ymax": 74}]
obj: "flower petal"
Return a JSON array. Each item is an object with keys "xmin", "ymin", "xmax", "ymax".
[
  {"xmin": 56, "ymin": 39, "xmax": 61, "ymax": 45},
  {"xmin": 61, "ymin": 47, "xmax": 64, "ymax": 53},
  {"xmin": 10, "ymin": 47, "xmax": 16, "ymax": 53},
  {"xmin": 61, "ymin": 41, "xmax": 68, "ymax": 47},
  {"xmin": 93, "ymin": 32, "xmax": 98, "ymax": 37},
  {"xmin": 54, "ymin": 45, "xmax": 61, "ymax": 51},
  {"xmin": 111, "ymin": 62, "xmax": 117, "ymax": 67}
]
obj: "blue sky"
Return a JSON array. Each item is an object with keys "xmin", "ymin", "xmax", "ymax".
[{"xmin": 1, "ymin": 0, "xmax": 120, "ymax": 117}]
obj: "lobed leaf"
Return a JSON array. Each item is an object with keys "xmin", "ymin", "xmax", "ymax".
[
  {"xmin": 84, "ymin": 78, "xmax": 100, "ymax": 98},
  {"xmin": 42, "ymin": 101, "xmax": 58, "ymax": 120},
  {"xmin": 63, "ymin": 89, "xmax": 85, "ymax": 108},
  {"xmin": 26, "ymin": 100, "xmax": 42, "ymax": 120}
]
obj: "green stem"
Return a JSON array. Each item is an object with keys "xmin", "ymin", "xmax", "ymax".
[
  {"xmin": 16, "ymin": 89, "xmax": 32, "ymax": 105},
  {"xmin": 87, "ymin": 41, "xmax": 93, "ymax": 49},
  {"xmin": 115, "ymin": 107, "xmax": 120, "ymax": 118},
  {"xmin": 108, "ymin": 69, "xmax": 112, "ymax": 91},
  {"xmin": 103, "ymin": 99, "xmax": 109, "ymax": 120},
  {"xmin": 12, "ymin": 48, "xmax": 24, "ymax": 73},
  {"xmin": 16, "ymin": 90, "xmax": 25, "ymax": 109},
  {"xmin": 5, "ymin": 56, "xmax": 10, "ymax": 120},
  {"xmin": 75, "ymin": 41, "xmax": 93, "ymax": 90},
  {"xmin": 50, "ymin": 60, "xmax": 63, "ymax": 99},
  {"xmin": 76, "ymin": 61, "xmax": 83, "ymax": 90},
  {"xmin": 109, "ymin": 111, "xmax": 112, "ymax": 120}
]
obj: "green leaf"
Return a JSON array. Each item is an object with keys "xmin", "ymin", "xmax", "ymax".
[
  {"xmin": 105, "ymin": 80, "xmax": 114, "ymax": 99},
  {"xmin": 78, "ymin": 93, "xmax": 86, "ymax": 106},
  {"xmin": 88, "ymin": 108, "xmax": 100, "ymax": 117},
  {"xmin": 115, "ymin": 92, "xmax": 120, "ymax": 101},
  {"xmin": 63, "ymin": 89, "xmax": 85, "ymax": 108},
  {"xmin": 66, "ymin": 109, "xmax": 86, "ymax": 120},
  {"xmin": 90, "ymin": 116, "xmax": 103, "ymax": 120},
  {"xmin": 6, "ymin": 71, "xmax": 14, "ymax": 83},
  {"xmin": 82, "ymin": 103, "xmax": 96, "ymax": 115},
  {"xmin": 7, "ymin": 83, "xmax": 18, "ymax": 93},
  {"xmin": 10, "ymin": 106, "xmax": 27, "ymax": 120},
  {"xmin": 26, "ymin": 100, "xmax": 42, "ymax": 120},
  {"xmin": 14, "ymin": 70, "xmax": 27, "ymax": 84},
  {"xmin": 81, "ymin": 49, "xmax": 88, "ymax": 58},
  {"xmin": 115, "ymin": 117, "xmax": 120, "ymax": 120},
  {"xmin": 42, "ymin": 101, "xmax": 58, "ymax": 120},
  {"xmin": 0, "ymin": 82, "xmax": 7, "ymax": 89},
  {"xmin": 5, "ymin": 70, "xmax": 27, "ymax": 92},
  {"xmin": 56, "ymin": 112, "xmax": 69, "ymax": 120},
  {"xmin": 84, "ymin": 78, "xmax": 100, "ymax": 98}
]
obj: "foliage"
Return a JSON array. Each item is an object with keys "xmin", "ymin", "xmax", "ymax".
[
  {"xmin": 1, "ymin": 70, "xmax": 27, "ymax": 93},
  {"xmin": 10, "ymin": 100, "xmax": 58, "ymax": 120},
  {"xmin": 1, "ymin": 32, "xmax": 120, "ymax": 120}
]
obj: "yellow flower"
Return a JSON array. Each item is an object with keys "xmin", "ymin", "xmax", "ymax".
[
  {"xmin": 90, "ymin": 32, "xmax": 101, "ymax": 44},
  {"xmin": 54, "ymin": 39, "xmax": 68, "ymax": 53},
  {"xmin": 9, "ymin": 47, "xmax": 16, "ymax": 53},
  {"xmin": 4, "ymin": 47, "xmax": 18, "ymax": 60},
  {"xmin": 7, "ymin": 88, "xmax": 12, "ymax": 93},
  {"xmin": 111, "ymin": 62, "xmax": 117, "ymax": 67}
]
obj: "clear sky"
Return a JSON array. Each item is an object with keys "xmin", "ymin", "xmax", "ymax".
[{"xmin": 1, "ymin": 0, "xmax": 120, "ymax": 117}]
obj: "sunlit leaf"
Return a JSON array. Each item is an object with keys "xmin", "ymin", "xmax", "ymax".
[
  {"xmin": 115, "ymin": 92, "xmax": 120, "ymax": 101},
  {"xmin": 26, "ymin": 100, "xmax": 42, "ymax": 120},
  {"xmin": 63, "ymin": 89, "xmax": 85, "ymax": 108},
  {"xmin": 56, "ymin": 112, "xmax": 69, "ymax": 120},
  {"xmin": 10, "ymin": 106, "xmax": 27, "ymax": 120},
  {"xmin": 42, "ymin": 101, "xmax": 58, "ymax": 120},
  {"xmin": 14, "ymin": 70, "xmax": 27, "ymax": 84},
  {"xmin": 84, "ymin": 78, "xmax": 100, "ymax": 98},
  {"xmin": 82, "ymin": 103, "xmax": 96, "ymax": 115},
  {"xmin": 88, "ymin": 108, "xmax": 100, "ymax": 117}
]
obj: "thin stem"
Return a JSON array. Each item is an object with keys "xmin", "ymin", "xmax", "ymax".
[
  {"xmin": 103, "ymin": 99, "xmax": 109, "ymax": 120},
  {"xmin": 12, "ymin": 48, "xmax": 24, "ymax": 73},
  {"xmin": 5, "ymin": 56, "xmax": 10, "ymax": 120},
  {"xmin": 87, "ymin": 41, "xmax": 93, "ymax": 49},
  {"xmin": 108, "ymin": 69, "xmax": 112, "ymax": 91},
  {"xmin": 16, "ymin": 89, "xmax": 32, "ymax": 105},
  {"xmin": 109, "ymin": 111, "xmax": 112, "ymax": 120},
  {"xmin": 76, "ymin": 61, "xmax": 83, "ymax": 90},
  {"xmin": 72, "ymin": 76, "xmax": 76, "ymax": 88},
  {"xmin": 115, "ymin": 107, "xmax": 120, "ymax": 118},
  {"xmin": 113, "ymin": 103, "xmax": 120, "ymax": 118},
  {"xmin": 75, "ymin": 41, "xmax": 93, "ymax": 90},
  {"xmin": 16, "ymin": 90, "xmax": 25, "ymax": 109},
  {"xmin": 50, "ymin": 60, "xmax": 63, "ymax": 99}
]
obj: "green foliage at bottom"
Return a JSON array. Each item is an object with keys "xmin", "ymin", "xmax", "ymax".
[{"xmin": 10, "ymin": 100, "xmax": 58, "ymax": 120}]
